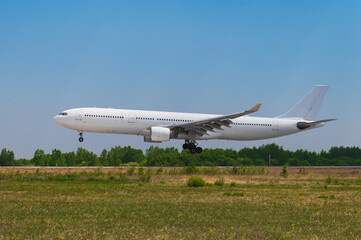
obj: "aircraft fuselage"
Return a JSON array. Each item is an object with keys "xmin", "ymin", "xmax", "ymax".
[{"xmin": 53, "ymin": 107, "xmax": 310, "ymax": 141}]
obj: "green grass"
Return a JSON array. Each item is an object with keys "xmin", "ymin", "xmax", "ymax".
[{"xmin": 0, "ymin": 169, "xmax": 361, "ymax": 239}]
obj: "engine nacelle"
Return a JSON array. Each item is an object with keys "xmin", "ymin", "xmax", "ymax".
[
  {"xmin": 144, "ymin": 136, "xmax": 155, "ymax": 142},
  {"xmin": 297, "ymin": 122, "xmax": 311, "ymax": 130},
  {"xmin": 144, "ymin": 127, "xmax": 171, "ymax": 142}
]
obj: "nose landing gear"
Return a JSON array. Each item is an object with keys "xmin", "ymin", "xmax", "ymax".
[
  {"xmin": 183, "ymin": 140, "xmax": 202, "ymax": 154},
  {"xmin": 78, "ymin": 131, "xmax": 84, "ymax": 142}
]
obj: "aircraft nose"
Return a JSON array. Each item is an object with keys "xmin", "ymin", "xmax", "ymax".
[{"xmin": 53, "ymin": 115, "xmax": 62, "ymax": 125}]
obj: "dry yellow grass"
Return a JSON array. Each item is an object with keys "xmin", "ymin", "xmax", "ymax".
[{"xmin": 1, "ymin": 166, "xmax": 360, "ymax": 185}]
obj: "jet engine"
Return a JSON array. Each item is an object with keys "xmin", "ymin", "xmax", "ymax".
[{"xmin": 144, "ymin": 126, "xmax": 171, "ymax": 142}]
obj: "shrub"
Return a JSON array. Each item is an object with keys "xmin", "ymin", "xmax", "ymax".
[
  {"xmin": 317, "ymin": 195, "xmax": 335, "ymax": 199},
  {"xmin": 299, "ymin": 168, "xmax": 308, "ymax": 175},
  {"xmin": 334, "ymin": 178, "xmax": 339, "ymax": 185},
  {"xmin": 123, "ymin": 162, "xmax": 139, "ymax": 167},
  {"xmin": 214, "ymin": 177, "xmax": 225, "ymax": 187},
  {"xmin": 138, "ymin": 168, "xmax": 151, "ymax": 182},
  {"xmin": 200, "ymin": 167, "xmax": 220, "ymax": 175},
  {"xmin": 139, "ymin": 173, "xmax": 150, "ymax": 182},
  {"xmin": 280, "ymin": 163, "xmax": 289, "ymax": 178},
  {"xmin": 54, "ymin": 175, "xmax": 67, "ymax": 181},
  {"xmin": 64, "ymin": 173, "xmax": 76, "ymax": 181},
  {"xmin": 231, "ymin": 166, "xmax": 239, "ymax": 175},
  {"xmin": 231, "ymin": 166, "xmax": 266, "ymax": 175},
  {"xmin": 138, "ymin": 167, "xmax": 145, "ymax": 175},
  {"xmin": 47, "ymin": 174, "xmax": 55, "ymax": 181},
  {"xmin": 223, "ymin": 192, "xmax": 244, "ymax": 197},
  {"xmin": 0, "ymin": 173, "xmax": 7, "ymax": 180},
  {"xmin": 184, "ymin": 165, "xmax": 199, "ymax": 174},
  {"xmin": 325, "ymin": 175, "xmax": 333, "ymax": 185},
  {"xmin": 126, "ymin": 167, "xmax": 135, "ymax": 176},
  {"xmin": 168, "ymin": 168, "xmax": 178, "ymax": 175},
  {"xmin": 230, "ymin": 182, "xmax": 236, "ymax": 187},
  {"xmin": 156, "ymin": 167, "xmax": 164, "ymax": 175},
  {"xmin": 119, "ymin": 172, "xmax": 128, "ymax": 182},
  {"xmin": 187, "ymin": 176, "xmax": 206, "ymax": 187}
]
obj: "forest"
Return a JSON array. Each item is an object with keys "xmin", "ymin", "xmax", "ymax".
[{"xmin": 1, "ymin": 144, "xmax": 361, "ymax": 167}]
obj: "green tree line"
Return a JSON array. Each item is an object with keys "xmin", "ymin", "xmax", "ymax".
[{"xmin": 1, "ymin": 144, "xmax": 361, "ymax": 167}]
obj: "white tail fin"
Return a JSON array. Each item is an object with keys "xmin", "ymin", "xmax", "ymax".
[{"xmin": 278, "ymin": 85, "xmax": 329, "ymax": 120}]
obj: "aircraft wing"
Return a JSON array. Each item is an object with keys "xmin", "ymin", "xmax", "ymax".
[{"xmin": 168, "ymin": 103, "xmax": 262, "ymax": 137}]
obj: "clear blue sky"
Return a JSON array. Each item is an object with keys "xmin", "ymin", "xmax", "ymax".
[{"xmin": 1, "ymin": 1, "xmax": 360, "ymax": 159}]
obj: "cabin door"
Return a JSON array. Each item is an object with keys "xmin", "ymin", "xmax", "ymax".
[
  {"xmin": 75, "ymin": 112, "xmax": 82, "ymax": 121},
  {"xmin": 272, "ymin": 121, "xmax": 279, "ymax": 131},
  {"xmin": 128, "ymin": 113, "xmax": 136, "ymax": 123}
]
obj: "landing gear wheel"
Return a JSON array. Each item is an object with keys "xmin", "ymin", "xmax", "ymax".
[
  {"xmin": 196, "ymin": 147, "xmax": 202, "ymax": 153},
  {"xmin": 184, "ymin": 140, "xmax": 201, "ymax": 154},
  {"xmin": 78, "ymin": 131, "xmax": 84, "ymax": 142},
  {"xmin": 188, "ymin": 143, "xmax": 196, "ymax": 150}
]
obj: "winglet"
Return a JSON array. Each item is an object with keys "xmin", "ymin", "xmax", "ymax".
[{"xmin": 249, "ymin": 103, "xmax": 262, "ymax": 113}]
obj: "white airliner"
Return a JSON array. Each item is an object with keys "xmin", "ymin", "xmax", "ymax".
[{"xmin": 53, "ymin": 85, "xmax": 335, "ymax": 153}]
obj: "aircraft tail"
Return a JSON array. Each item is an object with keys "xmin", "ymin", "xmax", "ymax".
[{"xmin": 278, "ymin": 85, "xmax": 329, "ymax": 121}]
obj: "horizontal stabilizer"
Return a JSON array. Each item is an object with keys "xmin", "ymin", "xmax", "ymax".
[{"xmin": 297, "ymin": 119, "xmax": 337, "ymax": 130}]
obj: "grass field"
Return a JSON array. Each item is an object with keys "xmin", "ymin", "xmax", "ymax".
[{"xmin": 0, "ymin": 167, "xmax": 360, "ymax": 239}]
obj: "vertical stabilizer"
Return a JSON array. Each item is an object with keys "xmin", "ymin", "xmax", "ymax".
[{"xmin": 278, "ymin": 85, "xmax": 329, "ymax": 120}]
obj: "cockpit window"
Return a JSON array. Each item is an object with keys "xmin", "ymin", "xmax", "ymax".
[{"xmin": 59, "ymin": 112, "xmax": 68, "ymax": 116}]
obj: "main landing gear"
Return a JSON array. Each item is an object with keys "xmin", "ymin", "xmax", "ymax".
[
  {"xmin": 78, "ymin": 131, "xmax": 84, "ymax": 142},
  {"xmin": 183, "ymin": 140, "xmax": 202, "ymax": 154}
]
